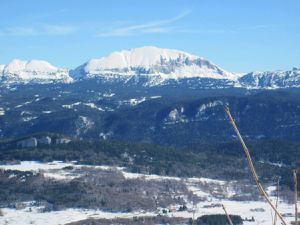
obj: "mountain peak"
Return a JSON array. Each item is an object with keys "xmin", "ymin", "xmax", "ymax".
[
  {"xmin": 85, "ymin": 46, "xmax": 198, "ymax": 71},
  {"xmin": 4, "ymin": 59, "xmax": 58, "ymax": 73},
  {"xmin": 72, "ymin": 46, "xmax": 236, "ymax": 81},
  {"xmin": 1, "ymin": 59, "xmax": 72, "ymax": 83}
]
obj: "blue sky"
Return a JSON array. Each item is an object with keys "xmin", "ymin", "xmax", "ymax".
[{"xmin": 0, "ymin": 0, "xmax": 299, "ymax": 72}]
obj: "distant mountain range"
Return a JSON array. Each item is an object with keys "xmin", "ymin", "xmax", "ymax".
[
  {"xmin": 0, "ymin": 47, "xmax": 299, "ymax": 145},
  {"xmin": 239, "ymin": 67, "xmax": 300, "ymax": 89},
  {"xmin": 1, "ymin": 46, "xmax": 299, "ymax": 89}
]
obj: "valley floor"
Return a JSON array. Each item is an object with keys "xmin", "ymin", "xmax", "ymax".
[{"xmin": 0, "ymin": 161, "xmax": 297, "ymax": 225}]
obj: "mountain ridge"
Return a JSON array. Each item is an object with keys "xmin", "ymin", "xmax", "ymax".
[
  {"xmin": 238, "ymin": 67, "xmax": 300, "ymax": 89},
  {"xmin": 1, "ymin": 46, "xmax": 299, "ymax": 89},
  {"xmin": 0, "ymin": 59, "xmax": 72, "ymax": 84},
  {"xmin": 71, "ymin": 46, "xmax": 236, "ymax": 82}
]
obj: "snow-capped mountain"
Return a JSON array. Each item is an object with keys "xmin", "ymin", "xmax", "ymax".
[
  {"xmin": 239, "ymin": 67, "xmax": 300, "ymax": 89},
  {"xmin": 71, "ymin": 46, "xmax": 237, "ymax": 84},
  {"xmin": 0, "ymin": 47, "xmax": 299, "ymax": 89},
  {"xmin": 0, "ymin": 59, "xmax": 72, "ymax": 84}
]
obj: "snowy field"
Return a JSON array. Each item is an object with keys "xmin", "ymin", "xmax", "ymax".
[{"xmin": 0, "ymin": 161, "xmax": 297, "ymax": 225}]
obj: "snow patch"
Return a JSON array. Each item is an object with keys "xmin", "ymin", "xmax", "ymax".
[
  {"xmin": 42, "ymin": 111, "xmax": 52, "ymax": 114},
  {"xmin": 198, "ymin": 100, "xmax": 223, "ymax": 113},
  {"xmin": 62, "ymin": 102, "xmax": 104, "ymax": 111},
  {"xmin": 129, "ymin": 97, "xmax": 146, "ymax": 106},
  {"xmin": 83, "ymin": 103, "xmax": 104, "ymax": 111},
  {"xmin": 0, "ymin": 108, "xmax": 5, "ymax": 116},
  {"xmin": 22, "ymin": 116, "xmax": 38, "ymax": 122}
]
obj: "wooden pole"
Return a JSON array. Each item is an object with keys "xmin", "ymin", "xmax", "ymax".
[
  {"xmin": 222, "ymin": 204, "xmax": 234, "ymax": 225},
  {"xmin": 224, "ymin": 106, "xmax": 288, "ymax": 225},
  {"xmin": 294, "ymin": 170, "xmax": 298, "ymax": 225}
]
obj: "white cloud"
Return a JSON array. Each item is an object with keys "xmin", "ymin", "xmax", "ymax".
[
  {"xmin": 142, "ymin": 27, "xmax": 172, "ymax": 33},
  {"xmin": 96, "ymin": 10, "xmax": 190, "ymax": 37},
  {"xmin": 0, "ymin": 25, "xmax": 77, "ymax": 36},
  {"xmin": 5, "ymin": 27, "xmax": 38, "ymax": 36},
  {"xmin": 43, "ymin": 25, "xmax": 77, "ymax": 35}
]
